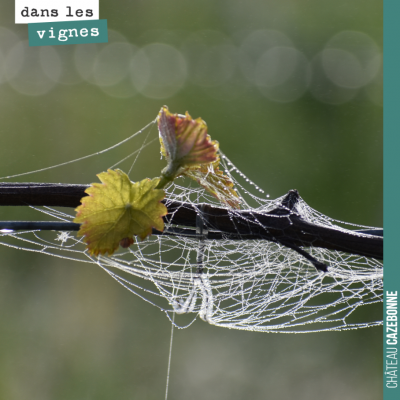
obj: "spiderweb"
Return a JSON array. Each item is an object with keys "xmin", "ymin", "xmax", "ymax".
[{"xmin": 0, "ymin": 119, "xmax": 383, "ymax": 333}]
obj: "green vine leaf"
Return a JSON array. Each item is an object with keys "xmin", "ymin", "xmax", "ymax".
[{"xmin": 74, "ymin": 169, "xmax": 167, "ymax": 256}]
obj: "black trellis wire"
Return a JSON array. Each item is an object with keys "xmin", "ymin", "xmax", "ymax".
[{"xmin": 0, "ymin": 182, "xmax": 383, "ymax": 272}]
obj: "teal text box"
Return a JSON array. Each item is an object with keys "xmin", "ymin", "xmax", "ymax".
[
  {"xmin": 28, "ymin": 19, "xmax": 108, "ymax": 46},
  {"xmin": 384, "ymin": 1, "xmax": 400, "ymax": 399}
]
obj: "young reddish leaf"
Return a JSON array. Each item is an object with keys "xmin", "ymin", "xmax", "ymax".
[
  {"xmin": 158, "ymin": 106, "xmax": 240, "ymax": 208},
  {"xmin": 74, "ymin": 169, "xmax": 167, "ymax": 256},
  {"xmin": 184, "ymin": 157, "xmax": 241, "ymax": 209},
  {"xmin": 157, "ymin": 106, "xmax": 218, "ymax": 184}
]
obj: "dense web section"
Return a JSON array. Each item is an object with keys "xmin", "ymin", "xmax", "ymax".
[{"xmin": 0, "ymin": 120, "xmax": 383, "ymax": 333}]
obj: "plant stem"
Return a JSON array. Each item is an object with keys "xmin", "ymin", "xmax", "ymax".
[{"xmin": 0, "ymin": 183, "xmax": 383, "ymax": 261}]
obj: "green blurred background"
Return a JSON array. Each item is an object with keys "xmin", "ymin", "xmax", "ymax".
[{"xmin": 0, "ymin": 1, "xmax": 382, "ymax": 399}]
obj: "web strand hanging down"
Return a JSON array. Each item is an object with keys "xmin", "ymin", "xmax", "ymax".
[{"xmin": 0, "ymin": 121, "xmax": 383, "ymax": 333}]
